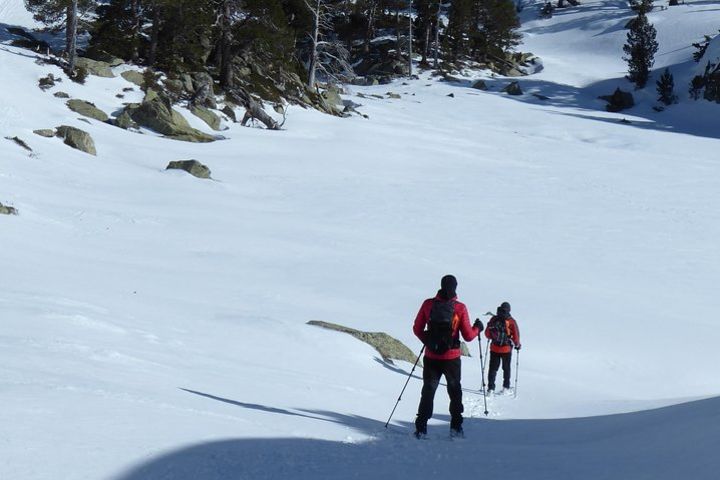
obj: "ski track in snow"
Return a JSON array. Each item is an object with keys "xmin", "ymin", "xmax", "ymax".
[{"xmin": 2, "ymin": 0, "xmax": 720, "ymax": 478}]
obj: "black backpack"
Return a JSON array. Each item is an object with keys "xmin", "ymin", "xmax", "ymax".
[
  {"xmin": 487, "ymin": 316, "xmax": 511, "ymax": 347},
  {"xmin": 425, "ymin": 300, "xmax": 457, "ymax": 354}
]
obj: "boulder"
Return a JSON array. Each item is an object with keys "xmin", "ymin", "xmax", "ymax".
[
  {"xmin": 307, "ymin": 320, "xmax": 418, "ymax": 365},
  {"xmin": 472, "ymin": 80, "xmax": 488, "ymax": 90},
  {"xmin": 127, "ymin": 91, "xmax": 215, "ymax": 142},
  {"xmin": 38, "ymin": 74, "xmax": 60, "ymax": 91},
  {"xmin": 190, "ymin": 105, "xmax": 222, "ymax": 131},
  {"xmin": 180, "ymin": 74, "xmax": 195, "ymax": 94},
  {"xmin": 387, "ymin": 92, "xmax": 402, "ymax": 99},
  {"xmin": 54, "ymin": 91, "xmax": 70, "ymax": 98},
  {"xmin": 166, "ymin": 160, "xmax": 211, "ymax": 179},
  {"xmin": 0, "ymin": 203, "xmax": 18, "ymax": 216},
  {"xmin": 121, "ymin": 70, "xmax": 145, "ymax": 87},
  {"xmin": 505, "ymin": 67, "xmax": 525, "ymax": 77},
  {"xmin": 443, "ymin": 74, "xmax": 465, "ymax": 83},
  {"xmin": 221, "ymin": 104, "xmax": 238, "ymax": 123},
  {"xmin": 34, "ymin": 129, "xmax": 56, "ymax": 138},
  {"xmin": 66, "ymin": 99, "xmax": 109, "ymax": 122},
  {"xmin": 55, "ymin": 126, "xmax": 97, "ymax": 155},
  {"xmin": 503, "ymin": 81, "xmax": 523, "ymax": 95},
  {"xmin": 112, "ymin": 110, "xmax": 138, "ymax": 130},
  {"xmin": 321, "ymin": 87, "xmax": 343, "ymax": 107},
  {"xmin": 600, "ymin": 88, "xmax": 634, "ymax": 112},
  {"xmin": 190, "ymin": 72, "xmax": 217, "ymax": 109},
  {"xmin": 75, "ymin": 57, "xmax": 116, "ymax": 78}
]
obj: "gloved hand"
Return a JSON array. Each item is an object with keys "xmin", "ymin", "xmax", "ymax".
[
  {"xmin": 473, "ymin": 319, "xmax": 484, "ymax": 332},
  {"xmin": 515, "ymin": 344, "xmax": 522, "ymax": 351}
]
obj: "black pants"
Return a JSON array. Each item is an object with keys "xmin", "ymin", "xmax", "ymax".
[
  {"xmin": 488, "ymin": 351, "xmax": 512, "ymax": 390},
  {"xmin": 416, "ymin": 357, "xmax": 463, "ymax": 430}
]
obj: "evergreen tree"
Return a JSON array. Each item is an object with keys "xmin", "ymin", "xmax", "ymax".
[
  {"xmin": 151, "ymin": 0, "xmax": 215, "ymax": 73},
  {"xmin": 622, "ymin": 6, "xmax": 658, "ymax": 88},
  {"xmin": 445, "ymin": 0, "xmax": 475, "ymax": 60},
  {"xmin": 25, "ymin": 0, "xmax": 95, "ymax": 71},
  {"xmin": 90, "ymin": 0, "xmax": 145, "ymax": 62},
  {"xmin": 476, "ymin": 0, "xmax": 521, "ymax": 62},
  {"xmin": 656, "ymin": 68, "xmax": 677, "ymax": 105}
]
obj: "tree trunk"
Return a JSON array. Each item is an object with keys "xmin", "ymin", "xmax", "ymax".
[
  {"xmin": 307, "ymin": 0, "xmax": 321, "ymax": 88},
  {"xmin": 363, "ymin": 2, "xmax": 377, "ymax": 55},
  {"xmin": 66, "ymin": 0, "xmax": 78, "ymax": 71},
  {"xmin": 219, "ymin": 0, "xmax": 234, "ymax": 88},
  {"xmin": 408, "ymin": 0, "xmax": 413, "ymax": 77},
  {"xmin": 228, "ymin": 88, "xmax": 280, "ymax": 130},
  {"xmin": 433, "ymin": 0, "xmax": 441, "ymax": 68},
  {"xmin": 422, "ymin": 3, "xmax": 430, "ymax": 64},
  {"xmin": 148, "ymin": 1, "xmax": 161, "ymax": 66},
  {"xmin": 131, "ymin": 0, "xmax": 141, "ymax": 62},
  {"xmin": 395, "ymin": 8, "xmax": 401, "ymax": 61}
]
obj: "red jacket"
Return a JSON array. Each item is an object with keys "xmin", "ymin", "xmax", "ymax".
[
  {"xmin": 413, "ymin": 295, "xmax": 479, "ymax": 360},
  {"xmin": 484, "ymin": 316, "xmax": 521, "ymax": 354}
]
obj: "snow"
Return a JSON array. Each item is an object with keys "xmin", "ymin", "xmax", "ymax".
[{"xmin": 2, "ymin": 0, "xmax": 720, "ymax": 479}]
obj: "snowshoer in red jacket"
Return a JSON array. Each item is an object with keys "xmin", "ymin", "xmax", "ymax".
[
  {"xmin": 412, "ymin": 275, "xmax": 483, "ymax": 438},
  {"xmin": 484, "ymin": 302, "xmax": 521, "ymax": 394}
]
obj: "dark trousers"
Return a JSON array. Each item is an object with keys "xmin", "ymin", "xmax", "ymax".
[
  {"xmin": 488, "ymin": 351, "xmax": 512, "ymax": 390},
  {"xmin": 416, "ymin": 357, "xmax": 463, "ymax": 430}
]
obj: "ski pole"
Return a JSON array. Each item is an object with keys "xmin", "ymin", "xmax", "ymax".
[
  {"xmin": 483, "ymin": 339, "xmax": 490, "ymax": 378},
  {"xmin": 384, "ymin": 346, "xmax": 424, "ymax": 428},
  {"xmin": 514, "ymin": 348, "xmax": 520, "ymax": 399},
  {"xmin": 477, "ymin": 335, "xmax": 489, "ymax": 416}
]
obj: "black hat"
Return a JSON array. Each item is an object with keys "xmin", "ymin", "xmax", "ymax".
[
  {"xmin": 500, "ymin": 302, "xmax": 511, "ymax": 312},
  {"xmin": 439, "ymin": 275, "xmax": 457, "ymax": 299},
  {"xmin": 441, "ymin": 275, "xmax": 457, "ymax": 291}
]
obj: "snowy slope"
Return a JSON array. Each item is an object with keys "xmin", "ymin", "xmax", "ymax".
[{"xmin": 2, "ymin": 0, "xmax": 720, "ymax": 479}]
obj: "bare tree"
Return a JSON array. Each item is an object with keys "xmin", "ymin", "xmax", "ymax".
[{"xmin": 304, "ymin": 0, "xmax": 354, "ymax": 88}]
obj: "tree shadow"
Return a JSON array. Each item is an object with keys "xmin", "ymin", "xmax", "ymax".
[
  {"xmin": 112, "ymin": 395, "xmax": 720, "ymax": 480},
  {"xmin": 465, "ymin": 62, "xmax": 720, "ymax": 140},
  {"xmin": 521, "ymin": 0, "xmax": 634, "ymax": 37},
  {"xmin": 1, "ymin": 23, "xmax": 64, "ymax": 51}
]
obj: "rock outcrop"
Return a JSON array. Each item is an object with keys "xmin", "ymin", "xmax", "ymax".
[
  {"xmin": 307, "ymin": 320, "xmax": 418, "ymax": 365},
  {"xmin": 121, "ymin": 70, "xmax": 145, "ymax": 87},
  {"xmin": 600, "ymin": 88, "xmax": 635, "ymax": 112},
  {"xmin": 122, "ymin": 90, "xmax": 215, "ymax": 142},
  {"xmin": 75, "ymin": 57, "xmax": 116, "ymax": 78},
  {"xmin": 166, "ymin": 160, "xmax": 211, "ymax": 179},
  {"xmin": 55, "ymin": 126, "xmax": 97, "ymax": 155},
  {"xmin": 503, "ymin": 81, "xmax": 523, "ymax": 96},
  {"xmin": 190, "ymin": 105, "xmax": 223, "ymax": 131},
  {"xmin": 33, "ymin": 129, "xmax": 56, "ymax": 138},
  {"xmin": 67, "ymin": 100, "xmax": 110, "ymax": 122},
  {"xmin": 0, "ymin": 203, "xmax": 18, "ymax": 215}
]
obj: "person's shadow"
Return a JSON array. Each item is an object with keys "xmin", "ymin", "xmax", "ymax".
[{"xmin": 112, "ymin": 389, "xmax": 720, "ymax": 480}]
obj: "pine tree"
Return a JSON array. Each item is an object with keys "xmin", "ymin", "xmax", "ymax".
[
  {"xmin": 150, "ymin": 0, "xmax": 215, "ymax": 73},
  {"xmin": 445, "ymin": 0, "xmax": 475, "ymax": 60},
  {"xmin": 476, "ymin": 0, "xmax": 521, "ymax": 62},
  {"xmin": 89, "ymin": 0, "xmax": 145, "ymax": 62},
  {"xmin": 656, "ymin": 68, "xmax": 677, "ymax": 106},
  {"xmin": 622, "ymin": 6, "xmax": 658, "ymax": 88},
  {"xmin": 25, "ymin": 0, "xmax": 95, "ymax": 71}
]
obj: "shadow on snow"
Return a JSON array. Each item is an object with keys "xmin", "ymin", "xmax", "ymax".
[{"xmin": 113, "ymin": 393, "xmax": 720, "ymax": 480}]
